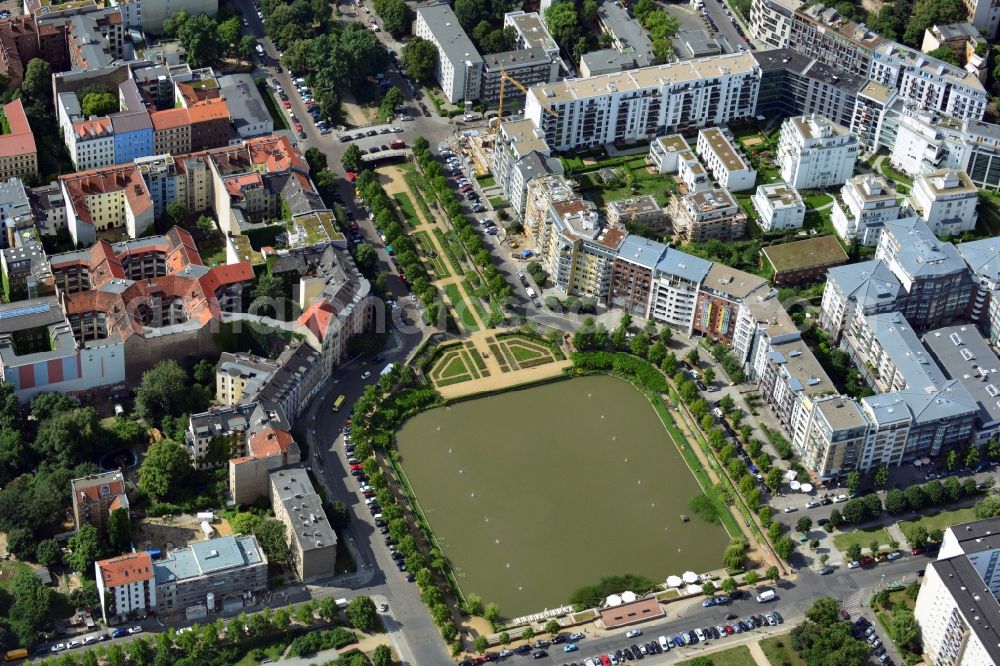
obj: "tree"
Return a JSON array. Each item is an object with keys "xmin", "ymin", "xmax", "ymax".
[
  {"xmin": 379, "ymin": 87, "xmax": 404, "ymax": 121},
  {"xmin": 135, "ymin": 360, "xmax": 190, "ymax": 425},
  {"xmin": 22, "ymin": 59, "xmax": 51, "ymax": 102},
  {"xmin": 873, "ymin": 464, "xmax": 889, "ymax": 487},
  {"xmin": 745, "ymin": 571, "xmax": 759, "ymax": 586},
  {"xmin": 686, "ymin": 348, "xmax": 701, "ymax": 367},
  {"xmin": 107, "ymin": 507, "xmax": 132, "ymax": 552},
  {"xmin": 169, "ymin": 12, "xmax": 225, "ymax": 68},
  {"xmin": 304, "ymin": 147, "xmax": 327, "ymax": 175},
  {"xmin": 138, "ymin": 440, "xmax": 191, "ymax": 500},
  {"xmin": 544, "ymin": 2, "xmax": 581, "ymax": 55},
  {"xmin": 988, "ymin": 439, "xmax": 1000, "ymax": 461},
  {"xmin": 700, "ymin": 580, "xmax": 716, "ymax": 598},
  {"xmin": 36, "ymin": 539, "xmax": 62, "ymax": 568},
  {"xmin": 545, "ymin": 619, "xmax": 560, "ymax": 636},
  {"xmin": 774, "ymin": 537, "xmax": 794, "ymax": 561},
  {"xmin": 765, "ymin": 467, "xmax": 784, "ymax": 491},
  {"xmin": 904, "ymin": 0, "xmax": 964, "ymax": 46},
  {"xmin": 702, "ymin": 367, "xmax": 715, "ymax": 385},
  {"xmin": 484, "ymin": 602, "xmax": 501, "ymax": 629},
  {"xmin": 521, "ymin": 627, "xmax": 534, "ymax": 641},
  {"xmin": 890, "ymin": 609, "xmax": 920, "ymax": 649},
  {"xmin": 966, "ymin": 445, "xmax": 981, "ymax": 469},
  {"xmin": 342, "ymin": 144, "xmax": 364, "ymax": 173},
  {"xmin": 885, "ymin": 489, "xmax": 908, "ymax": 514},
  {"xmin": 67, "ymin": 525, "xmax": 103, "ymax": 576},
  {"xmin": 253, "ymin": 519, "xmax": 288, "ymax": 563},
  {"xmin": 164, "ymin": 202, "xmax": 187, "ymax": 228},
  {"xmin": 796, "ymin": 516, "xmax": 813, "ymax": 535},
  {"xmin": 905, "ymin": 485, "xmax": 926, "ymax": 511},
  {"xmin": 946, "ymin": 449, "xmax": 958, "ymax": 470},
  {"xmin": 81, "ymin": 91, "xmax": 118, "ymax": 117},
  {"xmin": 127, "ymin": 638, "xmax": 152, "ymax": 666},
  {"xmin": 847, "ymin": 544, "xmax": 862, "ymax": 562},
  {"xmin": 372, "ymin": 644, "xmax": 393, "ymax": 666},
  {"xmin": 766, "ymin": 565, "xmax": 781, "ymax": 584},
  {"xmin": 5, "ymin": 527, "xmax": 34, "ymax": 560},
  {"xmin": 10, "ymin": 570, "xmax": 53, "ymax": 645},
  {"xmin": 402, "ymin": 38, "xmax": 437, "ymax": 83},
  {"xmin": 976, "ymin": 495, "xmax": 1000, "ymax": 519},
  {"xmin": 473, "ymin": 635, "xmax": 489, "ymax": 654},
  {"xmin": 829, "ymin": 509, "xmax": 843, "ymax": 528},
  {"xmin": 846, "ymin": 470, "xmax": 861, "ymax": 494},
  {"xmin": 346, "ymin": 595, "xmax": 378, "ymax": 632},
  {"xmin": 464, "ymin": 592, "xmax": 484, "ymax": 616},
  {"xmin": 928, "ymin": 45, "xmax": 961, "ymax": 65},
  {"xmin": 377, "ymin": 0, "xmax": 412, "ymax": 36}
]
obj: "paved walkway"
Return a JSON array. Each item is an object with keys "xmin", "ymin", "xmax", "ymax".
[
  {"xmin": 747, "ymin": 639, "xmax": 772, "ymax": 666},
  {"xmin": 435, "ymin": 334, "xmax": 572, "ymax": 400}
]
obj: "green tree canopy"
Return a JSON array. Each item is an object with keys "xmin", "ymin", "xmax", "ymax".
[
  {"xmin": 346, "ymin": 595, "xmax": 378, "ymax": 632},
  {"xmin": 135, "ymin": 360, "xmax": 191, "ymax": 425},
  {"xmin": 67, "ymin": 525, "xmax": 103, "ymax": 576},
  {"xmin": 81, "ymin": 91, "xmax": 118, "ymax": 117},
  {"xmin": 138, "ymin": 439, "xmax": 191, "ymax": 500},
  {"xmin": 402, "ymin": 38, "xmax": 437, "ymax": 84}
]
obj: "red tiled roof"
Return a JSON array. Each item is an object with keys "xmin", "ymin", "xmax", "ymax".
[
  {"xmin": 187, "ymin": 98, "xmax": 229, "ymax": 123},
  {"xmin": 247, "ymin": 427, "xmax": 295, "ymax": 458},
  {"xmin": 298, "ymin": 299, "xmax": 334, "ymax": 341},
  {"xmin": 150, "ymin": 107, "xmax": 190, "ymax": 131},
  {"xmin": 0, "ymin": 98, "xmax": 36, "ymax": 158},
  {"xmin": 75, "ymin": 477, "xmax": 125, "ymax": 502},
  {"xmin": 97, "ymin": 552, "xmax": 153, "ymax": 588},
  {"xmin": 58, "ymin": 164, "xmax": 153, "ymax": 229}
]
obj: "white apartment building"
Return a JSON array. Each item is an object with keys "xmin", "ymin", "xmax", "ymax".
[
  {"xmin": 490, "ymin": 119, "xmax": 556, "ymax": 220},
  {"xmin": 696, "ymin": 128, "xmax": 757, "ymax": 192},
  {"xmin": 890, "ymin": 107, "xmax": 971, "ymax": 177},
  {"xmin": 914, "ymin": 518, "xmax": 1000, "ymax": 666},
  {"xmin": 831, "ymin": 174, "xmax": 901, "ymax": 246},
  {"xmin": 647, "ymin": 134, "xmax": 689, "ymax": 174},
  {"xmin": 525, "ymin": 52, "xmax": 760, "ymax": 151},
  {"xmin": 799, "ymin": 396, "xmax": 870, "ymax": 481},
  {"xmin": 751, "ymin": 182, "xmax": 805, "ymax": 231},
  {"xmin": 963, "ymin": 0, "xmax": 1000, "ymax": 38},
  {"xmin": 819, "ymin": 259, "xmax": 903, "ymax": 341},
  {"xmin": 95, "ymin": 552, "xmax": 156, "ymax": 624},
  {"xmin": 907, "ymin": 169, "xmax": 979, "ymax": 238},
  {"xmin": 777, "ymin": 114, "xmax": 858, "ymax": 190},
  {"xmin": 414, "ymin": 4, "xmax": 484, "ymax": 103}
]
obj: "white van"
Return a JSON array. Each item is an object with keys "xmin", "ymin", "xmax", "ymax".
[
  {"xmin": 526, "ymin": 287, "xmax": 536, "ymax": 298},
  {"xmin": 255, "ymin": 44, "xmax": 265, "ymax": 57},
  {"xmin": 756, "ymin": 589, "xmax": 777, "ymax": 603},
  {"xmin": 658, "ymin": 636, "xmax": 670, "ymax": 651}
]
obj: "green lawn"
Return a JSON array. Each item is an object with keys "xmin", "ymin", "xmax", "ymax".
[
  {"xmin": 476, "ymin": 174, "xmax": 496, "ymax": 188},
  {"xmin": 394, "ymin": 193, "xmax": 419, "ymax": 226},
  {"xmin": 444, "ymin": 283, "xmax": 479, "ymax": 332},
  {"xmin": 459, "ymin": 280, "xmax": 488, "ymax": 321},
  {"xmin": 678, "ymin": 644, "xmax": 757, "ymax": 666},
  {"xmin": 832, "ymin": 526, "xmax": 893, "ymax": 555},
  {"xmin": 760, "ymin": 635, "xmax": 806, "ymax": 666},
  {"xmin": 0, "ymin": 561, "xmax": 33, "ymax": 594},
  {"xmin": 899, "ymin": 506, "xmax": 978, "ymax": 543},
  {"xmin": 804, "ymin": 193, "xmax": 832, "ymax": 209},
  {"xmin": 232, "ymin": 639, "xmax": 287, "ymax": 666},
  {"xmin": 412, "ymin": 230, "xmax": 450, "ymax": 277},
  {"xmin": 880, "ymin": 163, "xmax": 913, "ymax": 186}
]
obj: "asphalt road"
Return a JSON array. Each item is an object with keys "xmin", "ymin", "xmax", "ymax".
[{"xmin": 700, "ymin": 0, "xmax": 751, "ymax": 52}]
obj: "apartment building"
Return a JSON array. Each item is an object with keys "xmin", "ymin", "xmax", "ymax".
[
  {"xmin": 414, "ymin": 4, "xmax": 483, "ymax": 103},
  {"xmin": 842, "ymin": 311, "xmax": 947, "ymax": 394},
  {"xmin": 525, "ymin": 52, "xmax": 760, "ymax": 151},
  {"xmin": 819, "ymin": 259, "xmax": 904, "ymax": 342},
  {"xmin": 957, "ymin": 237, "xmax": 1000, "ymax": 346},
  {"xmin": 831, "ymin": 174, "xmax": 900, "ymax": 246},
  {"xmin": 1, "ymin": 233, "xmax": 53, "ymax": 301},
  {"xmin": 605, "ymin": 196, "xmax": 667, "ymax": 234},
  {"xmin": 752, "ymin": 48, "xmax": 867, "ymax": 131},
  {"xmin": 962, "ymin": 0, "xmax": 1000, "ymax": 38},
  {"xmin": 71, "ymin": 470, "xmax": 128, "ymax": 534},
  {"xmin": 922, "ymin": 24, "xmax": 988, "ymax": 82},
  {"xmin": 524, "ymin": 174, "xmax": 625, "ymax": 298},
  {"xmin": 229, "ymin": 426, "xmax": 300, "ymax": 505},
  {"xmin": 876, "ymin": 217, "xmax": 976, "ymax": 331},
  {"xmin": 696, "ymin": 128, "xmax": 756, "ymax": 192},
  {"xmin": 0, "ymin": 17, "xmax": 68, "ymax": 86},
  {"xmin": 915, "ymin": 534, "xmax": 1000, "ymax": 666},
  {"xmin": 693, "ymin": 263, "xmax": 769, "ymax": 345},
  {"xmin": 777, "ymin": 114, "xmax": 858, "ymax": 190},
  {"xmin": 799, "ymin": 396, "xmax": 869, "ymax": 482},
  {"xmin": 890, "ymin": 107, "xmax": 971, "ymax": 177},
  {"xmin": 153, "ymin": 534, "xmax": 267, "ymax": 617},
  {"xmin": 490, "ymin": 119, "xmax": 560, "ymax": 221},
  {"xmin": 269, "ymin": 467, "xmax": 337, "ymax": 581},
  {"xmin": 60, "ymin": 164, "xmax": 154, "ymax": 245},
  {"xmin": 669, "ymin": 189, "xmax": 747, "ymax": 243},
  {"xmin": 216, "ymin": 353, "xmax": 280, "ymax": 406},
  {"xmin": 504, "ymin": 11, "xmax": 559, "ymax": 60},
  {"xmin": 924, "ymin": 325, "xmax": 1000, "ymax": 445},
  {"xmin": 0, "ymin": 99, "xmax": 37, "ymax": 182},
  {"xmin": 95, "ymin": 552, "xmax": 155, "ymax": 624},
  {"xmin": 907, "ymin": 169, "xmax": 979, "ymax": 238},
  {"xmin": 596, "ymin": 0, "xmax": 655, "ymax": 69},
  {"xmin": 480, "ymin": 48, "xmax": 559, "ymax": 104},
  {"xmin": 647, "ymin": 134, "xmax": 690, "ymax": 174},
  {"xmin": 607, "ymin": 234, "xmax": 712, "ymax": 332},
  {"xmin": 751, "ymin": 183, "xmax": 805, "ymax": 232},
  {"xmin": 751, "ymin": 0, "xmax": 990, "ymax": 119}
]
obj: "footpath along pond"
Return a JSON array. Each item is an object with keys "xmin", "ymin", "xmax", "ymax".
[{"xmin": 396, "ymin": 375, "xmax": 729, "ymax": 616}]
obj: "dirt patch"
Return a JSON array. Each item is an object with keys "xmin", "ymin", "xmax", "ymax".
[
  {"xmin": 741, "ymin": 136, "xmax": 765, "ymax": 147},
  {"xmin": 379, "ymin": 166, "xmax": 409, "ymax": 198},
  {"xmin": 134, "ymin": 514, "xmax": 234, "ymax": 552},
  {"xmin": 860, "ymin": 0, "xmax": 884, "ymax": 15},
  {"xmin": 341, "ymin": 91, "xmax": 379, "ymax": 128}
]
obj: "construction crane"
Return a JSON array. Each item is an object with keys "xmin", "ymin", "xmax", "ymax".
[{"xmin": 497, "ymin": 68, "xmax": 558, "ymax": 125}]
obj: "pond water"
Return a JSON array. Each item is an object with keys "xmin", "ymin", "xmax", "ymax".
[{"xmin": 395, "ymin": 375, "xmax": 729, "ymax": 617}]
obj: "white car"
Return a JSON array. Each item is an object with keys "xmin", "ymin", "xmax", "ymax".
[
  {"xmin": 128, "ymin": 626, "xmax": 143, "ymax": 635},
  {"xmin": 625, "ymin": 629, "xmax": 642, "ymax": 638},
  {"xmin": 782, "ymin": 506, "xmax": 797, "ymax": 513},
  {"xmin": 361, "ymin": 371, "xmax": 372, "ymax": 380},
  {"xmin": 834, "ymin": 494, "xmax": 848, "ymax": 502},
  {"xmin": 804, "ymin": 501, "xmax": 820, "ymax": 509},
  {"xmin": 848, "ymin": 560, "xmax": 861, "ymax": 569},
  {"xmin": 51, "ymin": 644, "xmax": 67, "ymax": 653},
  {"xmin": 886, "ymin": 551, "xmax": 902, "ymax": 560},
  {"xmin": 658, "ymin": 636, "xmax": 670, "ymax": 651}
]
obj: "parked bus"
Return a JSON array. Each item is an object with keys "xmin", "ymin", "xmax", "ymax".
[
  {"xmin": 4, "ymin": 649, "xmax": 28, "ymax": 662},
  {"xmin": 333, "ymin": 395, "xmax": 346, "ymax": 412}
]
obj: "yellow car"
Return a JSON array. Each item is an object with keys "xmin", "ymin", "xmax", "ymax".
[{"xmin": 509, "ymin": 241, "xmax": 519, "ymax": 249}]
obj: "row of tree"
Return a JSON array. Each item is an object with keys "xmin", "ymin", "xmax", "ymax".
[
  {"xmin": 164, "ymin": 9, "xmax": 257, "ymax": 68},
  {"xmin": 453, "ymin": 0, "xmax": 519, "ymax": 54},
  {"xmin": 411, "ymin": 136, "xmax": 513, "ymax": 326},
  {"xmin": 544, "ymin": 0, "xmax": 601, "ymax": 65}
]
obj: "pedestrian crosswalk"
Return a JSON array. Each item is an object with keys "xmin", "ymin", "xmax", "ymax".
[{"xmin": 843, "ymin": 588, "xmax": 866, "ymax": 611}]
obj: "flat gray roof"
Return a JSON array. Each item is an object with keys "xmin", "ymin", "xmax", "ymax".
[
  {"xmin": 944, "ymin": 517, "xmax": 1000, "ymax": 554},
  {"xmin": 615, "ymin": 234, "xmax": 667, "ymax": 270},
  {"xmin": 416, "ymin": 4, "xmax": 483, "ymax": 67},
  {"xmin": 483, "ymin": 47, "xmax": 551, "ymax": 71},
  {"xmin": 218, "ymin": 74, "xmax": 272, "ymax": 132},
  {"xmin": 154, "ymin": 534, "xmax": 264, "ymax": 584},
  {"xmin": 0, "ymin": 296, "xmax": 65, "ymax": 332},
  {"xmin": 928, "ymin": 556, "xmax": 1000, "ymax": 663},
  {"xmin": 923, "ymin": 324, "xmax": 1000, "ymax": 426},
  {"xmin": 597, "ymin": 0, "xmax": 654, "ymax": 67},
  {"xmin": 270, "ymin": 467, "xmax": 337, "ymax": 552},
  {"xmin": 656, "ymin": 247, "xmax": 712, "ymax": 285}
]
